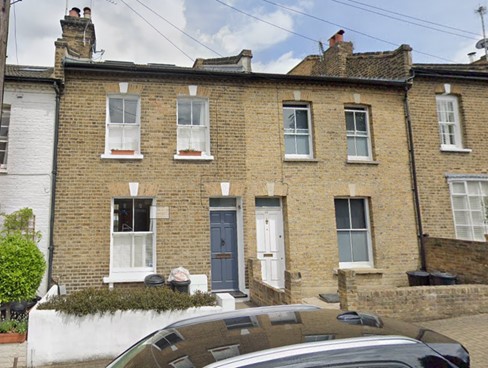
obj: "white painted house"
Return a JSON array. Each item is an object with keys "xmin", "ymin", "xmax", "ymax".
[{"xmin": 2, "ymin": 65, "xmax": 61, "ymax": 294}]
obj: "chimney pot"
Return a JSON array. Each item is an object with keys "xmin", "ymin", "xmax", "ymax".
[
  {"xmin": 329, "ymin": 29, "xmax": 345, "ymax": 48},
  {"xmin": 69, "ymin": 7, "xmax": 81, "ymax": 17},
  {"xmin": 83, "ymin": 7, "xmax": 91, "ymax": 19},
  {"xmin": 468, "ymin": 51, "xmax": 476, "ymax": 63}
]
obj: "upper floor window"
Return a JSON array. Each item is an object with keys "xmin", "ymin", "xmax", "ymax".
[
  {"xmin": 177, "ymin": 97, "xmax": 210, "ymax": 156},
  {"xmin": 345, "ymin": 106, "xmax": 372, "ymax": 161},
  {"xmin": 436, "ymin": 95, "xmax": 462, "ymax": 150},
  {"xmin": 283, "ymin": 104, "xmax": 313, "ymax": 158},
  {"xmin": 0, "ymin": 105, "xmax": 10, "ymax": 170},
  {"xmin": 449, "ymin": 179, "xmax": 488, "ymax": 241},
  {"xmin": 334, "ymin": 198, "xmax": 373, "ymax": 268},
  {"xmin": 111, "ymin": 198, "xmax": 155, "ymax": 274},
  {"xmin": 105, "ymin": 96, "xmax": 141, "ymax": 156}
]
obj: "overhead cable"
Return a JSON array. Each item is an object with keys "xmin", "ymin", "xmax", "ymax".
[
  {"xmin": 261, "ymin": 0, "xmax": 455, "ymax": 62},
  {"xmin": 119, "ymin": 0, "xmax": 194, "ymax": 62}
]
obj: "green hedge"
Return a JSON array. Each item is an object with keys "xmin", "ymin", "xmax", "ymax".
[{"xmin": 38, "ymin": 287, "xmax": 216, "ymax": 316}]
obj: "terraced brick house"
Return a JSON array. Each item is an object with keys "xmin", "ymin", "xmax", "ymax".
[
  {"xmin": 291, "ymin": 30, "xmax": 488, "ymax": 281},
  {"xmin": 49, "ymin": 15, "xmax": 420, "ymax": 302}
]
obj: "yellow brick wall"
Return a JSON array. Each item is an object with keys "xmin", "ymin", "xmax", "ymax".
[
  {"xmin": 408, "ymin": 77, "xmax": 488, "ymax": 239},
  {"xmin": 53, "ymin": 72, "xmax": 419, "ymax": 296}
]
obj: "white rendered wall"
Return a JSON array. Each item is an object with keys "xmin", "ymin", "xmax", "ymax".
[
  {"xmin": 0, "ymin": 85, "xmax": 57, "ymax": 295},
  {"xmin": 28, "ymin": 287, "xmax": 235, "ymax": 366}
]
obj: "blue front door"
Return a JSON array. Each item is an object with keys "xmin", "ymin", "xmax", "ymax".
[{"xmin": 210, "ymin": 211, "xmax": 238, "ymax": 290}]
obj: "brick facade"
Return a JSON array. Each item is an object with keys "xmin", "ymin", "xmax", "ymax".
[{"xmin": 49, "ymin": 17, "xmax": 421, "ymax": 296}]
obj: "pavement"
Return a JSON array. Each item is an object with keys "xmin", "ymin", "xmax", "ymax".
[{"xmin": 0, "ymin": 299, "xmax": 486, "ymax": 368}]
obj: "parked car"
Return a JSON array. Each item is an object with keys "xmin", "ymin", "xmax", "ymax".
[{"xmin": 106, "ymin": 305, "xmax": 469, "ymax": 368}]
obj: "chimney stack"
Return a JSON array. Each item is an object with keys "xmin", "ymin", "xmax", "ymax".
[{"xmin": 329, "ymin": 30, "xmax": 345, "ymax": 48}]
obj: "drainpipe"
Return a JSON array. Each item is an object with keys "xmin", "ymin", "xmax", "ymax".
[
  {"xmin": 403, "ymin": 75, "xmax": 427, "ymax": 271},
  {"xmin": 47, "ymin": 81, "xmax": 62, "ymax": 289}
]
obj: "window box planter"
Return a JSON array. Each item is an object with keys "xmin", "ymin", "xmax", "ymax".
[
  {"xmin": 178, "ymin": 150, "xmax": 202, "ymax": 157},
  {"xmin": 0, "ymin": 332, "xmax": 27, "ymax": 344},
  {"xmin": 111, "ymin": 149, "xmax": 135, "ymax": 155}
]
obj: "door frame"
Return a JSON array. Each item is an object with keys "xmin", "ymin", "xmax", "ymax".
[{"xmin": 209, "ymin": 197, "xmax": 246, "ymax": 293}]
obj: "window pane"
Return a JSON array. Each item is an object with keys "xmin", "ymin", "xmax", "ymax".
[
  {"xmin": 114, "ymin": 199, "xmax": 133, "ymax": 232},
  {"xmin": 210, "ymin": 198, "xmax": 237, "ymax": 207},
  {"xmin": 355, "ymin": 137, "xmax": 369, "ymax": 157},
  {"xmin": 473, "ymin": 226, "xmax": 485, "ymax": 241},
  {"xmin": 350, "ymin": 199, "xmax": 366, "ymax": 229},
  {"xmin": 134, "ymin": 199, "xmax": 151, "ymax": 231},
  {"xmin": 295, "ymin": 110, "xmax": 308, "ymax": 130},
  {"xmin": 255, "ymin": 198, "xmax": 281, "ymax": 207},
  {"xmin": 108, "ymin": 125, "xmax": 123, "ymax": 150},
  {"xmin": 124, "ymin": 99, "xmax": 137, "ymax": 124},
  {"xmin": 191, "ymin": 126, "xmax": 206, "ymax": 152},
  {"xmin": 334, "ymin": 199, "xmax": 350, "ymax": 229},
  {"xmin": 452, "ymin": 196, "xmax": 468, "ymax": 210},
  {"xmin": 467, "ymin": 182, "xmax": 481, "ymax": 195},
  {"xmin": 109, "ymin": 98, "xmax": 124, "ymax": 123},
  {"xmin": 351, "ymin": 231, "xmax": 369, "ymax": 261},
  {"xmin": 0, "ymin": 105, "xmax": 10, "ymax": 136},
  {"xmin": 337, "ymin": 232, "xmax": 351, "ymax": 262},
  {"xmin": 178, "ymin": 100, "xmax": 191, "ymax": 125},
  {"xmin": 283, "ymin": 108, "xmax": 295, "ymax": 130},
  {"xmin": 453, "ymin": 211, "xmax": 469, "ymax": 225},
  {"xmin": 451, "ymin": 182, "xmax": 466, "ymax": 194},
  {"xmin": 133, "ymin": 235, "xmax": 144, "ymax": 267},
  {"xmin": 355, "ymin": 112, "xmax": 367, "ymax": 132},
  {"xmin": 192, "ymin": 100, "xmax": 205, "ymax": 126},
  {"xmin": 113, "ymin": 234, "xmax": 132, "ymax": 268},
  {"xmin": 456, "ymin": 226, "xmax": 472, "ymax": 240},
  {"xmin": 285, "ymin": 135, "xmax": 295, "ymax": 155},
  {"xmin": 345, "ymin": 111, "xmax": 354, "ymax": 131},
  {"xmin": 296, "ymin": 135, "xmax": 310, "ymax": 155},
  {"xmin": 347, "ymin": 137, "xmax": 355, "ymax": 156}
]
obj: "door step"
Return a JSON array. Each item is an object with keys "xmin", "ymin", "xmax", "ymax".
[{"xmin": 214, "ymin": 291, "xmax": 248, "ymax": 298}]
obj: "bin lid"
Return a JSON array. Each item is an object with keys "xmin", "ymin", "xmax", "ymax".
[
  {"xmin": 430, "ymin": 272, "xmax": 456, "ymax": 279},
  {"xmin": 144, "ymin": 274, "xmax": 165, "ymax": 286}
]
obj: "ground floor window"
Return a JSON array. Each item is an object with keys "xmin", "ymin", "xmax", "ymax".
[
  {"xmin": 448, "ymin": 177, "xmax": 488, "ymax": 241},
  {"xmin": 111, "ymin": 198, "xmax": 155, "ymax": 271},
  {"xmin": 334, "ymin": 198, "xmax": 373, "ymax": 268}
]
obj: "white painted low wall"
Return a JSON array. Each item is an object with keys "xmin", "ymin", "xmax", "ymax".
[{"xmin": 27, "ymin": 286, "xmax": 235, "ymax": 367}]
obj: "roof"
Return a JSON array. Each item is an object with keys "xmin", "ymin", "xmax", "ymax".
[
  {"xmin": 63, "ymin": 59, "xmax": 409, "ymax": 88},
  {"xmin": 413, "ymin": 62, "xmax": 488, "ymax": 79},
  {"xmin": 5, "ymin": 65, "xmax": 55, "ymax": 80}
]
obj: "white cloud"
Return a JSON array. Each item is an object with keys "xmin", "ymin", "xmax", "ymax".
[
  {"xmin": 253, "ymin": 51, "xmax": 302, "ymax": 73},
  {"xmin": 200, "ymin": 9, "xmax": 295, "ymax": 54}
]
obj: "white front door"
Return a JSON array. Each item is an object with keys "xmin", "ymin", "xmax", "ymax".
[{"xmin": 256, "ymin": 200, "xmax": 285, "ymax": 289}]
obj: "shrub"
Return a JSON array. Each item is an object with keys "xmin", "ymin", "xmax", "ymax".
[
  {"xmin": 38, "ymin": 287, "xmax": 216, "ymax": 316},
  {"xmin": 0, "ymin": 234, "xmax": 46, "ymax": 306}
]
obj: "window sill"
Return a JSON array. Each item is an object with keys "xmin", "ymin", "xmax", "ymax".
[
  {"xmin": 284, "ymin": 158, "xmax": 319, "ymax": 163},
  {"xmin": 103, "ymin": 272, "xmax": 154, "ymax": 286},
  {"xmin": 101, "ymin": 153, "xmax": 144, "ymax": 160},
  {"xmin": 0, "ymin": 168, "xmax": 7, "ymax": 174},
  {"xmin": 334, "ymin": 268, "xmax": 384, "ymax": 275},
  {"xmin": 174, "ymin": 154, "xmax": 214, "ymax": 161},
  {"xmin": 347, "ymin": 159, "xmax": 378, "ymax": 165},
  {"xmin": 440, "ymin": 147, "xmax": 472, "ymax": 153}
]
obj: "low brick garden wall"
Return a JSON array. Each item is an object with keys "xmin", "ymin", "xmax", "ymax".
[
  {"xmin": 425, "ymin": 236, "xmax": 488, "ymax": 284},
  {"xmin": 247, "ymin": 258, "xmax": 302, "ymax": 306},
  {"xmin": 338, "ymin": 269, "xmax": 488, "ymax": 322}
]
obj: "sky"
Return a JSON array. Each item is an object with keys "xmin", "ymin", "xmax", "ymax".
[{"xmin": 6, "ymin": 0, "xmax": 488, "ymax": 73}]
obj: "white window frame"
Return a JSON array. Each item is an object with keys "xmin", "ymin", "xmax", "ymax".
[
  {"xmin": 102, "ymin": 95, "xmax": 143, "ymax": 159},
  {"xmin": 436, "ymin": 95, "xmax": 463, "ymax": 151},
  {"xmin": 334, "ymin": 197, "xmax": 374, "ymax": 269},
  {"xmin": 0, "ymin": 104, "xmax": 10, "ymax": 170},
  {"xmin": 175, "ymin": 96, "xmax": 212, "ymax": 160},
  {"xmin": 104, "ymin": 197, "xmax": 156, "ymax": 284},
  {"xmin": 448, "ymin": 176, "xmax": 488, "ymax": 241},
  {"xmin": 345, "ymin": 106, "xmax": 372, "ymax": 161},
  {"xmin": 283, "ymin": 103, "xmax": 313, "ymax": 159}
]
